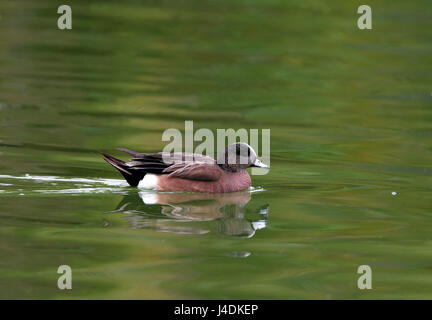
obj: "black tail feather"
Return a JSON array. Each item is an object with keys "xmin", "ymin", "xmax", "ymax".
[
  {"xmin": 100, "ymin": 152, "xmax": 144, "ymax": 187},
  {"xmin": 117, "ymin": 148, "xmax": 142, "ymax": 157}
]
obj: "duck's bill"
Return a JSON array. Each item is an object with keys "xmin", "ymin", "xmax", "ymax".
[{"xmin": 253, "ymin": 159, "xmax": 270, "ymax": 169}]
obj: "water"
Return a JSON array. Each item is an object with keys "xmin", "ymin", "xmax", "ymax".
[{"xmin": 0, "ymin": 0, "xmax": 432, "ymax": 299}]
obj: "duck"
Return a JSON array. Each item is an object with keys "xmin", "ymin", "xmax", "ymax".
[{"xmin": 100, "ymin": 142, "xmax": 269, "ymax": 193}]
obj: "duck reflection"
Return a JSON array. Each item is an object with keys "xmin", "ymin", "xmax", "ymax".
[{"xmin": 110, "ymin": 190, "xmax": 269, "ymax": 238}]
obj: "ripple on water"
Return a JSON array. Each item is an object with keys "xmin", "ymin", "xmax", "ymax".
[
  {"xmin": 0, "ymin": 174, "xmax": 266, "ymax": 196},
  {"xmin": 0, "ymin": 174, "xmax": 129, "ymax": 196}
]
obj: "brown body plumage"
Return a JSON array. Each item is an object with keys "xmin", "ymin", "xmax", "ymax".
[{"xmin": 100, "ymin": 142, "xmax": 269, "ymax": 193}]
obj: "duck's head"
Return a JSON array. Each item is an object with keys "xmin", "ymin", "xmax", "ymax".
[{"xmin": 217, "ymin": 142, "xmax": 270, "ymax": 172}]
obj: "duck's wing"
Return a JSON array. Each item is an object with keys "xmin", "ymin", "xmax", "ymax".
[
  {"xmin": 127, "ymin": 153, "xmax": 171, "ymax": 174},
  {"xmin": 119, "ymin": 149, "xmax": 215, "ymax": 164},
  {"xmin": 162, "ymin": 162, "xmax": 222, "ymax": 181},
  {"xmin": 157, "ymin": 152, "xmax": 216, "ymax": 165},
  {"xmin": 120, "ymin": 150, "xmax": 219, "ymax": 180},
  {"xmin": 155, "ymin": 152, "xmax": 220, "ymax": 181}
]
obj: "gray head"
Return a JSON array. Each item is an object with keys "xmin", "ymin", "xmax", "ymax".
[{"xmin": 217, "ymin": 142, "xmax": 269, "ymax": 172}]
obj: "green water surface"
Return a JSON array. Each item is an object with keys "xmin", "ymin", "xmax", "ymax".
[{"xmin": 0, "ymin": 0, "xmax": 432, "ymax": 299}]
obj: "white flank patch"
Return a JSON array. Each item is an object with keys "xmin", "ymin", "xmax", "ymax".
[{"xmin": 138, "ymin": 173, "xmax": 158, "ymax": 190}]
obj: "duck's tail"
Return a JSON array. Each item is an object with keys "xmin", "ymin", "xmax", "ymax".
[{"xmin": 99, "ymin": 152, "xmax": 144, "ymax": 187}]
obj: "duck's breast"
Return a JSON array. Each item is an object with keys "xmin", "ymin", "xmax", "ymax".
[{"xmin": 156, "ymin": 171, "xmax": 251, "ymax": 193}]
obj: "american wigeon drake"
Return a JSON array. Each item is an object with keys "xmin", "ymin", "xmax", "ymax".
[{"xmin": 100, "ymin": 142, "xmax": 269, "ymax": 193}]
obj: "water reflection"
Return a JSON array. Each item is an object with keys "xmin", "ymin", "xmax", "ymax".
[{"xmin": 110, "ymin": 190, "xmax": 269, "ymax": 238}]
